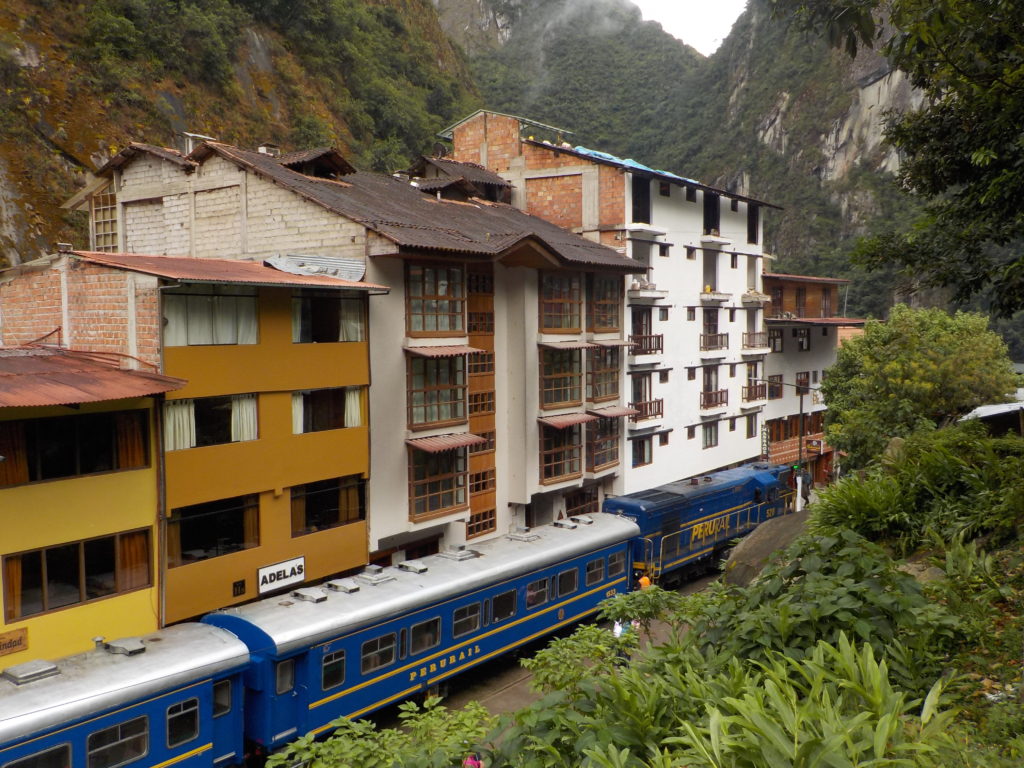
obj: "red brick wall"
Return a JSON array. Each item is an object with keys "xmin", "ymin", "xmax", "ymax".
[
  {"xmin": 525, "ymin": 175, "xmax": 583, "ymax": 230},
  {"xmin": 451, "ymin": 113, "xmax": 521, "ymax": 172},
  {"xmin": 0, "ymin": 267, "xmax": 63, "ymax": 346},
  {"xmin": 598, "ymin": 165, "xmax": 625, "ymax": 230}
]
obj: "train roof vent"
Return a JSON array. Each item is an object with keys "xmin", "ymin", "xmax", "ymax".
[
  {"xmin": 570, "ymin": 515, "xmax": 595, "ymax": 525},
  {"xmin": 508, "ymin": 527, "xmax": 540, "ymax": 542},
  {"xmin": 3, "ymin": 659, "xmax": 60, "ymax": 685},
  {"xmin": 326, "ymin": 578, "xmax": 360, "ymax": 593},
  {"xmin": 397, "ymin": 559, "xmax": 428, "ymax": 574},
  {"xmin": 291, "ymin": 588, "xmax": 328, "ymax": 603},
  {"xmin": 438, "ymin": 545, "xmax": 478, "ymax": 561},
  {"xmin": 105, "ymin": 638, "xmax": 146, "ymax": 656},
  {"xmin": 354, "ymin": 564, "xmax": 396, "ymax": 586},
  {"xmin": 554, "ymin": 519, "xmax": 578, "ymax": 530}
]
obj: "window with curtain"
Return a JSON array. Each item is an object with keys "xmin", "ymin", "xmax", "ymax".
[
  {"xmin": 291, "ymin": 387, "xmax": 366, "ymax": 434},
  {"xmin": 163, "ymin": 395, "xmax": 257, "ymax": 451},
  {"xmin": 3, "ymin": 529, "xmax": 151, "ymax": 621},
  {"xmin": 163, "ymin": 285, "xmax": 258, "ymax": 346},
  {"xmin": 290, "ymin": 475, "xmax": 366, "ymax": 536},
  {"xmin": 166, "ymin": 495, "xmax": 259, "ymax": 568},
  {"xmin": 0, "ymin": 411, "xmax": 148, "ymax": 487},
  {"xmin": 406, "ymin": 263, "xmax": 465, "ymax": 334},
  {"xmin": 587, "ymin": 274, "xmax": 622, "ymax": 332},
  {"xmin": 539, "ymin": 273, "xmax": 581, "ymax": 331},
  {"xmin": 292, "ymin": 290, "xmax": 366, "ymax": 343}
]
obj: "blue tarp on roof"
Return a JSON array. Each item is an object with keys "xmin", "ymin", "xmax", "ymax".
[{"xmin": 572, "ymin": 146, "xmax": 698, "ymax": 185}]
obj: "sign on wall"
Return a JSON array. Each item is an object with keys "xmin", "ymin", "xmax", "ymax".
[
  {"xmin": 258, "ymin": 556, "xmax": 306, "ymax": 595},
  {"xmin": 0, "ymin": 628, "xmax": 27, "ymax": 657}
]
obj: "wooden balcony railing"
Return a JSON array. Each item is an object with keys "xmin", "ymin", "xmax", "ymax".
[
  {"xmin": 743, "ymin": 331, "xmax": 768, "ymax": 348},
  {"xmin": 700, "ymin": 389, "xmax": 728, "ymax": 409},
  {"xmin": 629, "ymin": 399, "xmax": 664, "ymax": 422},
  {"xmin": 699, "ymin": 332, "xmax": 729, "ymax": 351},
  {"xmin": 629, "ymin": 333, "xmax": 664, "ymax": 355},
  {"xmin": 742, "ymin": 383, "xmax": 767, "ymax": 401}
]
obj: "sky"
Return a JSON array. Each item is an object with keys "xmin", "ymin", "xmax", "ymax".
[{"xmin": 631, "ymin": 0, "xmax": 748, "ymax": 56}]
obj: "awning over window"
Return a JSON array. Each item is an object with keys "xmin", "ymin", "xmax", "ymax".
[
  {"xmin": 405, "ymin": 433, "xmax": 486, "ymax": 453},
  {"xmin": 590, "ymin": 339, "xmax": 633, "ymax": 347},
  {"xmin": 403, "ymin": 345, "xmax": 485, "ymax": 357},
  {"xmin": 537, "ymin": 413, "xmax": 600, "ymax": 429},
  {"xmin": 537, "ymin": 340, "xmax": 598, "ymax": 350},
  {"xmin": 588, "ymin": 405, "xmax": 640, "ymax": 418}
]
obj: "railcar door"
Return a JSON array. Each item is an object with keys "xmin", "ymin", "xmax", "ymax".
[
  {"xmin": 210, "ymin": 673, "xmax": 244, "ymax": 765},
  {"xmin": 267, "ymin": 654, "xmax": 306, "ymax": 749}
]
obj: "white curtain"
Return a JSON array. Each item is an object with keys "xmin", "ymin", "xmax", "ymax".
[
  {"xmin": 339, "ymin": 298, "xmax": 365, "ymax": 342},
  {"xmin": 291, "ymin": 393, "xmax": 305, "ymax": 434},
  {"xmin": 163, "ymin": 400, "xmax": 196, "ymax": 451},
  {"xmin": 344, "ymin": 387, "xmax": 363, "ymax": 427},
  {"xmin": 163, "ymin": 295, "xmax": 189, "ymax": 346},
  {"xmin": 235, "ymin": 296, "xmax": 258, "ymax": 344},
  {"xmin": 186, "ymin": 295, "xmax": 215, "ymax": 345},
  {"xmin": 231, "ymin": 394, "xmax": 258, "ymax": 442},
  {"xmin": 291, "ymin": 297, "xmax": 303, "ymax": 343}
]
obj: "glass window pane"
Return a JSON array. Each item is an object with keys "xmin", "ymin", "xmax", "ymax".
[
  {"xmin": 46, "ymin": 544, "xmax": 81, "ymax": 610},
  {"xmin": 166, "ymin": 699, "xmax": 199, "ymax": 748}
]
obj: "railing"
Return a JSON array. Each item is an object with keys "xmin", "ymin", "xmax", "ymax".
[
  {"xmin": 700, "ymin": 389, "xmax": 728, "ymax": 409},
  {"xmin": 743, "ymin": 331, "xmax": 768, "ymax": 348},
  {"xmin": 742, "ymin": 383, "xmax": 767, "ymax": 401},
  {"xmin": 629, "ymin": 399, "xmax": 664, "ymax": 422},
  {"xmin": 629, "ymin": 333, "xmax": 663, "ymax": 355},
  {"xmin": 699, "ymin": 332, "xmax": 729, "ymax": 350}
]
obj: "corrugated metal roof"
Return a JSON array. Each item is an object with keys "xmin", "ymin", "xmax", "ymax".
[
  {"xmin": 96, "ymin": 142, "xmax": 196, "ymax": 175},
  {"xmin": 403, "ymin": 345, "xmax": 485, "ymax": 357},
  {"xmin": 763, "ymin": 273, "xmax": 850, "ymax": 285},
  {"xmin": 538, "ymin": 340, "xmax": 599, "ymax": 350},
  {"xmin": 414, "ymin": 157, "xmax": 511, "ymax": 188},
  {"xmin": 765, "ymin": 317, "xmax": 866, "ymax": 327},
  {"xmin": 537, "ymin": 413, "xmax": 599, "ymax": 429},
  {"xmin": 588, "ymin": 405, "xmax": 640, "ymax": 418},
  {"xmin": 405, "ymin": 433, "xmax": 486, "ymax": 453},
  {"xmin": 70, "ymin": 252, "xmax": 389, "ymax": 292},
  {"xmin": 0, "ymin": 348, "xmax": 186, "ymax": 407},
  {"xmin": 591, "ymin": 339, "xmax": 633, "ymax": 347}
]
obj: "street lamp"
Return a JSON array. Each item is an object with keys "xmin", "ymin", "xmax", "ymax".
[{"xmin": 749, "ymin": 377, "xmax": 821, "ymax": 511}]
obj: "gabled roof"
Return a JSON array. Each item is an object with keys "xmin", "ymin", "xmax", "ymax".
[
  {"xmin": 408, "ymin": 156, "xmax": 511, "ymax": 188},
  {"xmin": 96, "ymin": 143, "xmax": 197, "ymax": 175},
  {"xmin": 0, "ymin": 347, "xmax": 186, "ymax": 407},
  {"xmin": 276, "ymin": 147, "xmax": 356, "ymax": 176}
]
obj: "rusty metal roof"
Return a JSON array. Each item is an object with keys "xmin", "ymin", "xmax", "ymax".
[
  {"xmin": 276, "ymin": 147, "xmax": 356, "ymax": 176},
  {"xmin": 537, "ymin": 413, "xmax": 600, "ymax": 429},
  {"xmin": 70, "ymin": 252, "xmax": 389, "ymax": 292},
  {"xmin": 409, "ymin": 156, "xmax": 512, "ymax": 188},
  {"xmin": 588, "ymin": 405, "xmax": 640, "ymax": 418},
  {"xmin": 405, "ymin": 433, "xmax": 486, "ymax": 453},
  {"xmin": 0, "ymin": 348, "xmax": 186, "ymax": 407},
  {"xmin": 403, "ymin": 345, "xmax": 485, "ymax": 358}
]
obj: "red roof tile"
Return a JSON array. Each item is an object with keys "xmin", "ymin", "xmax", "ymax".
[
  {"xmin": 403, "ymin": 345, "xmax": 485, "ymax": 357},
  {"xmin": 538, "ymin": 340, "xmax": 599, "ymax": 350},
  {"xmin": 588, "ymin": 405, "xmax": 640, "ymax": 418},
  {"xmin": 537, "ymin": 413, "xmax": 600, "ymax": 429},
  {"xmin": 405, "ymin": 433, "xmax": 486, "ymax": 453}
]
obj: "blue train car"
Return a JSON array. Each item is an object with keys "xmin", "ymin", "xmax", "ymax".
[
  {"xmin": 202, "ymin": 512, "xmax": 639, "ymax": 754},
  {"xmin": 0, "ymin": 624, "xmax": 249, "ymax": 768},
  {"xmin": 602, "ymin": 462, "xmax": 794, "ymax": 586}
]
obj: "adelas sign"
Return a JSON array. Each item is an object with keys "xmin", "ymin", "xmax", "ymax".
[{"xmin": 258, "ymin": 556, "xmax": 305, "ymax": 594}]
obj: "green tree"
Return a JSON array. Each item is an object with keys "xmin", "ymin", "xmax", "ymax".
[
  {"xmin": 821, "ymin": 305, "xmax": 1016, "ymax": 468},
  {"xmin": 768, "ymin": 0, "xmax": 1024, "ymax": 314}
]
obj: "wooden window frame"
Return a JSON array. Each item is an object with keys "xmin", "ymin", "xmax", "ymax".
[
  {"xmin": 587, "ymin": 347, "xmax": 620, "ymax": 402},
  {"xmin": 408, "ymin": 448, "xmax": 468, "ymax": 520},
  {"xmin": 469, "ymin": 468, "xmax": 496, "ymax": 495},
  {"xmin": 468, "ymin": 431, "xmax": 496, "ymax": 455},
  {"xmin": 406, "ymin": 263, "xmax": 465, "ymax": 336},
  {"xmin": 587, "ymin": 274, "xmax": 623, "ymax": 333},
  {"xmin": 91, "ymin": 185, "xmax": 119, "ymax": 252},
  {"xmin": 565, "ymin": 486, "xmax": 600, "ymax": 518},
  {"xmin": 539, "ymin": 273, "xmax": 582, "ymax": 332},
  {"xmin": 540, "ymin": 425, "xmax": 583, "ymax": 484},
  {"xmin": 631, "ymin": 436, "xmax": 652, "ymax": 467},
  {"xmin": 467, "ymin": 351, "xmax": 494, "ymax": 375},
  {"xmin": 290, "ymin": 475, "xmax": 366, "ymax": 537},
  {"xmin": 540, "ymin": 349, "xmax": 583, "ymax": 408},
  {"xmin": 466, "ymin": 508, "xmax": 497, "ymax": 539},
  {"xmin": 407, "ymin": 356, "xmax": 467, "ymax": 429},
  {"xmin": 468, "ymin": 391, "xmax": 496, "ymax": 416},
  {"xmin": 702, "ymin": 422, "xmax": 719, "ymax": 449},
  {"xmin": 586, "ymin": 418, "xmax": 620, "ymax": 471}
]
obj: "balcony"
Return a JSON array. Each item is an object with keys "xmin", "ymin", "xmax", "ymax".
[
  {"xmin": 700, "ymin": 389, "xmax": 728, "ymax": 409},
  {"xmin": 742, "ymin": 331, "xmax": 768, "ymax": 348},
  {"xmin": 741, "ymin": 290, "xmax": 769, "ymax": 306},
  {"xmin": 699, "ymin": 288, "xmax": 731, "ymax": 304},
  {"xmin": 742, "ymin": 383, "xmax": 767, "ymax": 401},
  {"xmin": 700, "ymin": 332, "xmax": 729, "ymax": 351},
  {"xmin": 629, "ymin": 399, "xmax": 664, "ymax": 422},
  {"xmin": 629, "ymin": 334, "xmax": 663, "ymax": 355}
]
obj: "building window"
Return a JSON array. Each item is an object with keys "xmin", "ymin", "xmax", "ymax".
[
  {"xmin": 213, "ymin": 680, "xmax": 232, "ymax": 717},
  {"xmin": 492, "ymin": 588, "xmax": 516, "ymax": 621},
  {"xmin": 3, "ymin": 529, "xmax": 151, "ymax": 621},
  {"xmin": 687, "ymin": 426, "xmax": 696, "ymax": 439},
  {"xmin": 729, "ymin": 418, "xmax": 737, "ymax": 432},
  {"xmin": 586, "ymin": 418, "xmax": 620, "ymax": 471},
  {"xmin": 361, "ymin": 633, "xmax": 396, "ymax": 674},
  {"xmin": 291, "ymin": 475, "xmax": 365, "ymax": 536},
  {"xmin": 659, "ymin": 243, "xmax": 670, "ymax": 257},
  {"xmin": 659, "ymin": 369, "xmax": 669, "ymax": 383},
  {"xmin": 292, "ymin": 290, "xmax": 365, "ymax": 342},
  {"xmin": 747, "ymin": 204, "xmax": 760, "ymax": 244},
  {"xmin": 410, "ymin": 617, "xmax": 441, "ymax": 654},
  {"xmin": 91, "ymin": 184, "xmax": 118, "ymax": 252},
  {"xmin": 292, "ymin": 387, "xmax": 365, "ymax": 433},
  {"xmin": 468, "ymin": 431, "xmax": 496, "ymax": 455},
  {"xmin": 812, "ymin": 370, "xmax": 819, "ymax": 384},
  {"xmin": 409, "ymin": 448, "xmax": 467, "ymax": 519},
  {"xmin": 540, "ymin": 349, "xmax": 582, "ymax": 408},
  {"xmin": 539, "ymin": 273, "xmax": 582, "ymax": 331},
  {"xmin": 588, "ymin": 274, "xmax": 622, "ymax": 332},
  {"xmin": 795, "ymin": 287, "xmax": 807, "ymax": 317},
  {"xmin": 565, "ymin": 486, "xmax": 599, "ymax": 518},
  {"xmin": 658, "ymin": 180, "xmax": 671, "ymax": 197},
  {"xmin": 659, "ymin": 307, "xmax": 669, "ymax": 321},
  {"xmin": 453, "ymin": 603, "xmax": 481, "ymax": 637},
  {"xmin": 164, "ymin": 286, "xmax": 258, "ymax": 346},
  {"xmin": 686, "ymin": 245, "xmax": 697, "ymax": 259},
  {"xmin": 557, "ymin": 568, "xmax": 578, "ymax": 597},
  {"xmin": 768, "ymin": 375, "xmax": 784, "ymax": 400},
  {"xmin": 702, "ymin": 422, "xmax": 719, "ymax": 449},
  {"xmin": 167, "ymin": 699, "xmax": 199, "ymax": 748},
  {"xmin": 659, "ymin": 431, "xmax": 670, "ymax": 446},
  {"xmin": 768, "ymin": 327, "xmax": 784, "ymax": 352},
  {"xmin": 821, "ymin": 286, "xmax": 833, "ymax": 316},
  {"xmin": 408, "ymin": 357, "xmax": 466, "ymax": 428},
  {"xmin": 631, "ymin": 437, "xmax": 653, "ymax": 467},
  {"xmin": 167, "ymin": 495, "xmax": 259, "ymax": 567},
  {"xmin": 466, "ymin": 508, "xmax": 496, "ymax": 538},
  {"xmin": 468, "ymin": 391, "xmax": 495, "ymax": 416},
  {"xmin": 407, "ymin": 264, "xmax": 465, "ymax": 334},
  {"xmin": 685, "ymin": 186, "xmax": 697, "ymax": 203},
  {"xmin": 585, "ymin": 558, "xmax": 604, "ymax": 586},
  {"xmin": 468, "ymin": 351, "xmax": 494, "ymax": 374},
  {"xmin": 587, "ymin": 347, "xmax": 620, "ymax": 402},
  {"xmin": 322, "ymin": 650, "xmax": 345, "ymax": 690},
  {"xmin": 746, "ymin": 413, "xmax": 758, "ymax": 439},
  {"xmin": 469, "ymin": 469, "xmax": 496, "ymax": 494},
  {"xmin": 0, "ymin": 410, "xmax": 148, "ymax": 487},
  {"xmin": 730, "ymin": 253, "xmax": 738, "ymax": 269},
  {"xmin": 540, "ymin": 425, "xmax": 582, "ymax": 483},
  {"xmin": 703, "ymin": 191, "xmax": 720, "ymax": 235},
  {"xmin": 7, "ymin": 746, "xmax": 71, "ymax": 768},
  {"xmin": 467, "ymin": 311, "xmax": 494, "ymax": 333},
  {"xmin": 526, "ymin": 578, "xmax": 548, "ymax": 608},
  {"xmin": 467, "ymin": 268, "xmax": 493, "ymax": 294},
  {"xmin": 87, "ymin": 716, "xmax": 148, "ymax": 768},
  {"xmin": 796, "ymin": 371, "xmax": 810, "ymax": 395},
  {"xmin": 794, "ymin": 327, "xmax": 811, "ymax": 351},
  {"xmin": 686, "ymin": 307, "xmax": 696, "ymax": 321},
  {"xmin": 632, "ymin": 176, "xmax": 651, "ymax": 223},
  {"xmin": 163, "ymin": 395, "xmax": 257, "ymax": 450}
]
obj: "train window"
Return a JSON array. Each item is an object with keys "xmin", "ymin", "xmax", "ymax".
[
  {"xmin": 361, "ymin": 634, "xmax": 396, "ymax": 675},
  {"xmin": 453, "ymin": 603, "xmax": 481, "ymax": 637},
  {"xmin": 322, "ymin": 650, "xmax": 345, "ymax": 690},
  {"xmin": 87, "ymin": 716, "xmax": 148, "ymax": 768},
  {"xmin": 212, "ymin": 680, "xmax": 232, "ymax": 717},
  {"xmin": 585, "ymin": 559, "xmax": 604, "ymax": 586},
  {"xmin": 275, "ymin": 660, "xmax": 295, "ymax": 695},
  {"xmin": 492, "ymin": 589, "xmax": 517, "ymax": 622},
  {"xmin": 166, "ymin": 699, "xmax": 199, "ymax": 748},
  {"xmin": 526, "ymin": 578, "xmax": 548, "ymax": 608},
  {"xmin": 556, "ymin": 569, "xmax": 578, "ymax": 597},
  {"xmin": 410, "ymin": 617, "xmax": 442, "ymax": 653},
  {"xmin": 4, "ymin": 744, "xmax": 70, "ymax": 768},
  {"xmin": 607, "ymin": 551, "xmax": 625, "ymax": 577}
]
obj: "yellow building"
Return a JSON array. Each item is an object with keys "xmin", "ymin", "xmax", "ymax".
[{"xmin": 0, "ymin": 347, "xmax": 184, "ymax": 666}]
